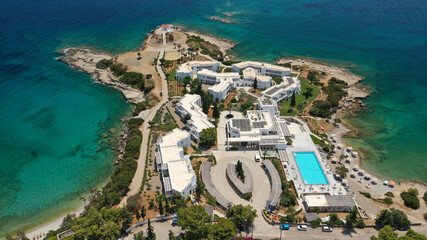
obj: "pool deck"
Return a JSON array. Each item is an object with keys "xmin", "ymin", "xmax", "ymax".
[{"xmin": 279, "ymin": 121, "xmax": 346, "ymax": 198}]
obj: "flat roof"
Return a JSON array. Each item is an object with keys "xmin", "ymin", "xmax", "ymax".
[
  {"xmin": 304, "ymin": 195, "xmax": 328, "ymax": 207},
  {"xmin": 159, "ymin": 128, "xmax": 189, "ymax": 147},
  {"xmin": 179, "ymin": 94, "xmax": 214, "ymax": 132},
  {"xmin": 233, "ymin": 61, "xmax": 291, "ymax": 72},
  {"xmin": 208, "ymin": 78, "xmax": 232, "ymax": 92},
  {"xmin": 167, "ymin": 160, "xmax": 195, "ymax": 193},
  {"xmin": 231, "ymin": 119, "xmax": 251, "ymax": 132},
  {"xmin": 177, "ymin": 61, "xmax": 219, "ymax": 74}
]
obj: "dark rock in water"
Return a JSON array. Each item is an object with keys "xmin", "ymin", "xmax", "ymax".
[
  {"xmin": 31, "ymin": 151, "xmax": 38, "ymax": 158},
  {"xmin": 263, "ymin": 10, "xmax": 271, "ymax": 13}
]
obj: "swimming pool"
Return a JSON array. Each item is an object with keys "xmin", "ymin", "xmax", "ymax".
[{"xmin": 294, "ymin": 152, "xmax": 328, "ymax": 185}]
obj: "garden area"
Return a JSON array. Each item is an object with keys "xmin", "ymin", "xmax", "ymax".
[{"xmin": 278, "ymin": 77, "xmax": 319, "ymax": 116}]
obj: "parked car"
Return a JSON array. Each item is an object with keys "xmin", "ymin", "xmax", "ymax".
[
  {"xmin": 254, "ymin": 154, "xmax": 261, "ymax": 162},
  {"xmin": 297, "ymin": 225, "xmax": 307, "ymax": 231},
  {"xmin": 398, "ymin": 225, "xmax": 411, "ymax": 231},
  {"xmin": 322, "ymin": 226, "xmax": 333, "ymax": 232},
  {"xmin": 172, "ymin": 213, "xmax": 178, "ymax": 225},
  {"xmin": 280, "ymin": 224, "xmax": 290, "ymax": 230}
]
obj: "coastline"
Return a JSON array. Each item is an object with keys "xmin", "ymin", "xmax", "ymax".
[
  {"xmin": 26, "ymin": 28, "xmax": 427, "ymax": 236},
  {"xmin": 58, "ymin": 48, "xmax": 145, "ymax": 104}
]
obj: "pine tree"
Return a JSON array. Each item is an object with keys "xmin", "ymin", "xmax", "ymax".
[
  {"xmin": 213, "ymin": 104, "xmax": 220, "ymax": 119},
  {"xmin": 290, "ymin": 91, "xmax": 296, "ymax": 107},
  {"xmin": 136, "ymin": 209, "xmax": 140, "ymax": 220},
  {"xmin": 253, "ymin": 78, "xmax": 258, "ymax": 89},
  {"xmin": 159, "ymin": 200, "xmax": 164, "ymax": 215},
  {"xmin": 146, "ymin": 219, "xmax": 156, "ymax": 240},
  {"xmin": 141, "ymin": 205, "xmax": 146, "ymax": 219}
]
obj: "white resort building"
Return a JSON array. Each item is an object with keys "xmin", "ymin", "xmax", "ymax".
[
  {"xmin": 175, "ymin": 94, "xmax": 214, "ymax": 141},
  {"xmin": 196, "ymin": 69, "xmax": 240, "ymax": 100},
  {"xmin": 224, "ymin": 102, "xmax": 352, "ymax": 211},
  {"xmin": 176, "ymin": 61, "xmax": 220, "ymax": 80},
  {"xmin": 175, "ymin": 60, "xmax": 300, "ymax": 103},
  {"xmin": 232, "ymin": 61, "xmax": 291, "ymax": 77},
  {"xmin": 155, "ymin": 128, "xmax": 196, "ymax": 197},
  {"xmin": 227, "ymin": 110, "xmax": 289, "ymax": 150},
  {"xmin": 261, "ymin": 77, "xmax": 301, "ymax": 103}
]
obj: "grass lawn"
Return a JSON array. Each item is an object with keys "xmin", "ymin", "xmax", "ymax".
[
  {"xmin": 151, "ymin": 123, "xmax": 178, "ymax": 132},
  {"xmin": 310, "ymin": 134, "xmax": 323, "ymax": 144},
  {"xmin": 167, "ymin": 67, "xmax": 177, "ymax": 81},
  {"xmin": 279, "ymin": 77, "xmax": 319, "ymax": 116}
]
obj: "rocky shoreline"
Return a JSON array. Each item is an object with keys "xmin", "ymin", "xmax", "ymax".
[{"xmin": 58, "ymin": 48, "xmax": 145, "ymax": 103}]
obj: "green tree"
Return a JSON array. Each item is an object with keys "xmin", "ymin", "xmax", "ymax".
[
  {"xmin": 141, "ymin": 205, "xmax": 146, "ymax": 219},
  {"xmin": 290, "ymin": 91, "xmax": 296, "ymax": 107},
  {"xmin": 371, "ymin": 225, "xmax": 398, "ymax": 240},
  {"xmin": 336, "ymin": 165, "xmax": 348, "ymax": 178},
  {"xmin": 101, "ymin": 221, "xmax": 121, "ymax": 239},
  {"xmin": 375, "ymin": 208, "xmax": 410, "ymax": 229},
  {"xmin": 208, "ymin": 218, "xmax": 237, "ymax": 239},
  {"xmin": 253, "ymin": 78, "xmax": 258, "ymax": 89},
  {"xmin": 146, "ymin": 219, "xmax": 156, "ymax": 240},
  {"xmin": 400, "ymin": 188, "xmax": 420, "ymax": 209},
  {"xmin": 226, "ymin": 204, "xmax": 257, "ymax": 230},
  {"xmin": 199, "ymin": 127, "xmax": 216, "ymax": 147},
  {"xmin": 168, "ymin": 230, "xmax": 176, "ymax": 240},
  {"xmin": 213, "ymin": 104, "xmax": 220, "ymax": 119},
  {"xmin": 177, "ymin": 205, "xmax": 211, "ymax": 239},
  {"xmin": 195, "ymin": 180, "xmax": 205, "ymax": 200},
  {"xmin": 134, "ymin": 231, "xmax": 144, "ymax": 240},
  {"xmin": 304, "ymin": 86, "xmax": 314, "ymax": 100},
  {"xmin": 345, "ymin": 207, "xmax": 358, "ymax": 228},
  {"xmin": 127, "ymin": 195, "xmax": 142, "ymax": 213}
]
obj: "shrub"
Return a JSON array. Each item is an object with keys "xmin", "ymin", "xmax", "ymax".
[
  {"xmin": 128, "ymin": 118, "xmax": 144, "ymax": 130},
  {"xmin": 120, "ymin": 72, "xmax": 143, "ymax": 85},
  {"xmin": 355, "ymin": 219, "xmax": 366, "ymax": 228},
  {"xmin": 243, "ymin": 193, "xmax": 252, "ymax": 201},
  {"xmin": 423, "ymin": 191, "xmax": 427, "ymax": 203},
  {"xmin": 385, "ymin": 192, "xmax": 394, "ymax": 198},
  {"xmin": 401, "ymin": 191, "xmax": 420, "ymax": 209},
  {"xmin": 280, "ymin": 190, "xmax": 296, "ymax": 207},
  {"xmin": 311, "ymin": 219, "xmax": 321, "ymax": 226},
  {"xmin": 383, "ymin": 197, "xmax": 393, "ymax": 205},
  {"xmin": 375, "ymin": 208, "xmax": 410, "ymax": 229},
  {"xmin": 359, "ymin": 191, "xmax": 371, "ymax": 199},
  {"xmin": 96, "ymin": 59, "xmax": 113, "ymax": 69},
  {"xmin": 110, "ymin": 63, "xmax": 127, "ymax": 77}
]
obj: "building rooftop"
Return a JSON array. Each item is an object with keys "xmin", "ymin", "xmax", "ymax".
[
  {"xmin": 233, "ymin": 61, "xmax": 291, "ymax": 72},
  {"xmin": 208, "ymin": 77, "xmax": 233, "ymax": 93},
  {"xmin": 159, "ymin": 128, "xmax": 189, "ymax": 148},
  {"xmin": 167, "ymin": 159, "xmax": 196, "ymax": 193},
  {"xmin": 177, "ymin": 61, "xmax": 220, "ymax": 74},
  {"xmin": 231, "ymin": 119, "xmax": 252, "ymax": 132},
  {"xmin": 178, "ymin": 94, "xmax": 214, "ymax": 132}
]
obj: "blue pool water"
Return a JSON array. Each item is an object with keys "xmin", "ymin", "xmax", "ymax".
[{"xmin": 294, "ymin": 152, "xmax": 328, "ymax": 185}]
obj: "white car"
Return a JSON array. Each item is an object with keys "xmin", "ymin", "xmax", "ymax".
[
  {"xmin": 297, "ymin": 225, "xmax": 307, "ymax": 231},
  {"xmin": 322, "ymin": 226, "xmax": 333, "ymax": 232},
  {"xmin": 254, "ymin": 154, "xmax": 261, "ymax": 162}
]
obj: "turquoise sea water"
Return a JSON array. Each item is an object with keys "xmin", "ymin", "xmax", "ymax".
[
  {"xmin": 294, "ymin": 152, "xmax": 328, "ymax": 185},
  {"xmin": 1, "ymin": 0, "xmax": 426, "ymax": 236}
]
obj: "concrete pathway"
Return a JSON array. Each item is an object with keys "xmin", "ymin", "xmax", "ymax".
[{"xmin": 119, "ymin": 50, "xmax": 168, "ymax": 207}]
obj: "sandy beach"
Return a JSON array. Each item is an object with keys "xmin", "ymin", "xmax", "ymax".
[{"xmin": 26, "ymin": 206, "xmax": 85, "ymax": 240}]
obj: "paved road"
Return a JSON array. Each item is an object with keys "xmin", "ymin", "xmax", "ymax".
[{"xmin": 118, "ymin": 50, "xmax": 168, "ymax": 207}]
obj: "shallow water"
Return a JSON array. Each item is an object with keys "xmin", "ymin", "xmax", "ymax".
[{"xmin": 0, "ymin": 0, "xmax": 426, "ymax": 236}]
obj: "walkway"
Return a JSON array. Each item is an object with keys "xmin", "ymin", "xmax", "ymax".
[
  {"xmin": 118, "ymin": 50, "xmax": 168, "ymax": 207},
  {"xmin": 201, "ymin": 161, "xmax": 233, "ymax": 209}
]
